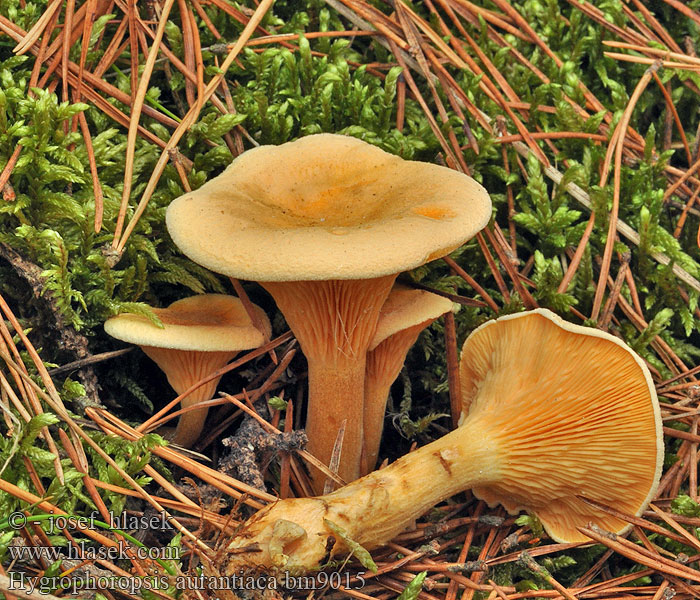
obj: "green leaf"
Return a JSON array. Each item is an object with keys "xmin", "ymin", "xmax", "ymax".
[
  {"xmin": 268, "ymin": 396, "xmax": 287, "ymax": 411},
  {"xmin": 324, "ymin": 519, "xmax": 377, "ymax": 573},
  {"xmin": 396, "ymin": 571, "xmax": 427, "ymax": 600}
]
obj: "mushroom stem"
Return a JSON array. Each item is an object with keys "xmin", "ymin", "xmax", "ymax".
[
  {"xmin": 141, "ymin": 347, "xmax": 236, "ymax": 448},
  {"xmin": 306, "ymin": 359, "xmax": 367, "ymax": 484},
  {"xmin": 361, "ymin": 323, "xmax": 427, "ymax": 474},
  {"xmin": 172, "ymin": 384, "xmax": 217, "ymax": 449},
  {"xmin": 262, "ymin": 275, "xmax": 395, "ymax": 490},
  {"xmin": 223, "ymin": 414, "xmax": 498, "ymax": 575}
]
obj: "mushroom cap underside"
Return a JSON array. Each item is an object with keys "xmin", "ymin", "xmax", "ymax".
[
  {"xmin": 104, "ymin": 294, "xmax": 270, "ymax": 352},
  {"xmin": 459, "ymin": 309, "xmax": 663, "ymax": 543},
  {"xmin": 166, "ymin": 133, "xmax": 492, "ymax": 281},
  {"xmin": 370, "ymin": 284, "xmax": 454, "ymax": 351}
]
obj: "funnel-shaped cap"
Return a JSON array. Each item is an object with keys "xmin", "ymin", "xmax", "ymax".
[
  {"xmin": 460, "ymin": 309, "xmax": 663, "ymax": 542},
  {"xmin": 166, "ymin": 134, "xmax": 492, "ymax": 282}
]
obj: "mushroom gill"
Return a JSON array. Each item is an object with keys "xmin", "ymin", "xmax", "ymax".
[{"xmin": 219, "ymin": 309, "xmax": 662, "ymax": 575}]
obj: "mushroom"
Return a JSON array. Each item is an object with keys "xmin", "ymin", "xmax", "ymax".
[
  {"xmin": 104, "ymin": 294, "xmax": 271, "ymax": 447},
  {"xmin": 361, "ymin": 284, "xmax": 453, "ymax": 475},
  {"xmin": 220, "ymin": 308, "xmax": 663, "ymax": 575},
  {"xmin": 165, "ymin": 134, "xmax": 491, "ymax": 489}
]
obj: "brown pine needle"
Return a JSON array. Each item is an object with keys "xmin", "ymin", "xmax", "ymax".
[
  {"xmin": 443, "ymin": 256, "xmax": 500, "ymax": 312},
  {"xmin": 604, "ymin": 40, "xmax": 700, "ymax": 67},
  {"xmin": 112, "ymin": 0, "xmax": 177, "ymax": 248},
  {"xmin": 76, "ymin": 112, "xmax": 104, "ymax": 232},
  {"xmin": 75, "ymin": 0, "xmax": 96, "ymax": 101},
  {"xmin": 591, "ymin": 62, "xmax": 660, "ymax": 322},
  {"xmin": 661, "ymin": 0, "xmax": 700, "ymax": 29},
  {"xmin": 386, "ymin": 36, "xmax": 458, "ymax": 170},
  {"xmin": 598, "ymin": 252, "xmax": 631, "ymax": 331},
  {"xmin": 604, "ymin": 51, "xmax": 700, "ymax": 71},
  {"xmin": 115, "ymin": 0, "xmax": 276, "ymax": 254},
  {"xmin": 4, "ymin": 1, "xmax": 700, "ymax": 596},
  {"xmin": 579, "ymin": 524, "xmax": 700, "ymax": 582},
  {"xmin": 61, "ymin": 0, "xmax": 75, "ymax": 105},
  {"xmin": 0, "ymin": 146, "xmax": 22, "ymax": 191},
  {"xmin": 494, "ymin": 132, "xmax": 607, "ymax": 144},
  {"xmin": 13, "ymin": 0, "xmax": 61, "ymax": 55},
  {"xmin": 648, "ymin": 503, "xmax": 700, "ymax": 553},
  {"xmin": 178, "ymin": 0, "xmax": 196, "ymax": 107}
]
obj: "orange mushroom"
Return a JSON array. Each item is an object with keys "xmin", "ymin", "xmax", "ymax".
[
  {"xmin": 104, "ymin": 294, "xmax": 270, "ymax": 447},
  {"xmin": 361, "ymin": 284, "xmax": 453, "ymax": 474},
  {"xmin": 220, "ymin": 309, "xmax": 662, "ymax": 575},
  {"xmin": 166, "ymin": 134, "xmax": 491, "ymax": 489}
]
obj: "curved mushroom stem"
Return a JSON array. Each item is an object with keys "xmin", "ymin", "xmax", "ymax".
[
  {"xmin": 141, "ymin": 347, "xmax": 237, "ymax": 448},
  {"xmin": 222, "ymin": 309, "xmax": 663, "ymax": 576},
  {"xmin": 361, "ymin": 322, "xmax": 433, "ymax": 475},
  {"xmin": 262, "ymin": 276, "xmax": 395, "ymax": 491},
  {"xmin": 223, "ymin": 414, "xmax": 499, "ymax": 575},
  {"xmin": 223, "ymin": 390, "xmax": 655, "ymax": 575}
]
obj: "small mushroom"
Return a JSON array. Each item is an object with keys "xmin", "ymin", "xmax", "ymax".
[
  {"xmin": 221, "ymin": 309, "xmax": 662, "ymax": 575},
  {"xmin": 361, "ymin": 284, "xmax": 453, "ymax": 474},
  {"xmin": 104, "ymin": 294, "xmax": 271, "ymax": 447},
  {"xmin": 166, "ymin": 134, "xmax": 491, "ymax": 488}
]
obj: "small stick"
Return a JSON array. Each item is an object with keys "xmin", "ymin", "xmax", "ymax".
[{"xmin": 47, "ymin": 348, "xmax": 132, "ymax": 376}]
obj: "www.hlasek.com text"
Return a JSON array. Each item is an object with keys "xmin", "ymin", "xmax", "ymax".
[{"xmin": 8, "ymin": 539, "xmax": 179, "ymax": 563}]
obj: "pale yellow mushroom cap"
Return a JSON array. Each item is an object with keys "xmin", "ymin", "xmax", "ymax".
[
  {"xmin": 370, "ymin": 284, "xmax": 454, "ymax": 351},
  {"xmin": 165, "ymin": 134, "xmax": 492, "ymax": 281},
  {"xmin": 104, "ymin": 294, "xmax": 271, "ymax": 352},
  {"xmin": 459, "ymin": 308, "xmax": 663, "ymax": 543}
]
